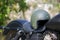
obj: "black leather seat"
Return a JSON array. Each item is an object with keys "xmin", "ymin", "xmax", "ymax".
[{"xmin": 46, "ymin": 14, "xmax": 60, "ymax": 31}]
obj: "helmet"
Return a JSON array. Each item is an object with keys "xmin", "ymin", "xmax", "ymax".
[{"xmin": 31, "ymin": 9, "xmax": 50, "ymax": 30}]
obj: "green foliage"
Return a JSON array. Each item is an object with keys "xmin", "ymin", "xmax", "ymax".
[
  {"xmin": 19, "ymin": 0, "xmax": 29, "ymax": 11},
  {"xmin": 0, "ymin": 0, "xmax": 11, "ymax": 25},
  {"xmin": 19, "ymin": 0, "xmax": 29, "ymax": 19},
  {"xmin": 0, "ymin": 0, "xmax": 29, "ymax": 26},
  {"xmin": 55, "ymin": 3, "xmax": 60, "ymax": 11}
]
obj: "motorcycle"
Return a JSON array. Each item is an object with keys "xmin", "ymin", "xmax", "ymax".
[{"xmin": 0, "ymin": 14, "xmax": 60, "ymax": 40}]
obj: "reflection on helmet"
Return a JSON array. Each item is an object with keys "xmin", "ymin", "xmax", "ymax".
[{"xmin": 31, "ymin": 9, "xmax": 50, "ymax": 30}]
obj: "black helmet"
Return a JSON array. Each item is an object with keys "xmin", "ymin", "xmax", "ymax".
[{"xmin": 31, "ymin": 9, "xmax": 50, "ymax": 30}]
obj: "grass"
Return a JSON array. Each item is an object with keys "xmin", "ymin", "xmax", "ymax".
[{"xmin": 0, "ymin": 30, "xmax": 5, "ymax": 40}]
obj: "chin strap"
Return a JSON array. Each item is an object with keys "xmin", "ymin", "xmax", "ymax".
[
  {"xmin": 34, "ymin": 26, "xmax": 46, "ymax": 33},
  {"xmin": 40, "ymin": 26, "xmax": 46, "ymax": 32}
]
